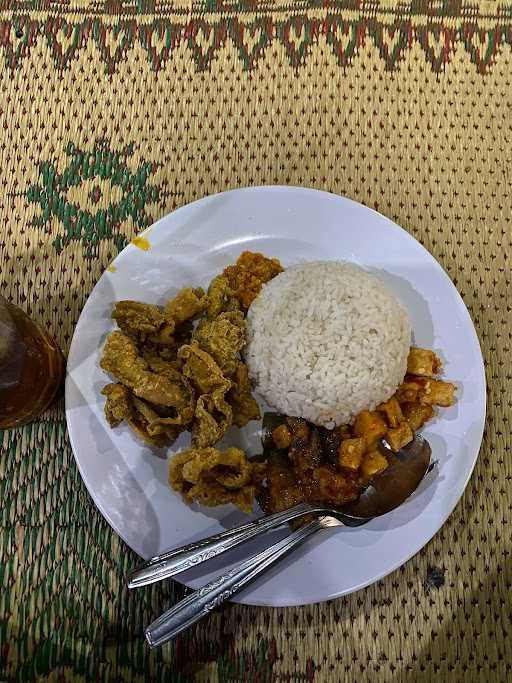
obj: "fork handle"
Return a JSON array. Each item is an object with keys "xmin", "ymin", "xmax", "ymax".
[
  {"xmin": 128, "ymin": 503, "xmax": 319, "ymax": 588},
  {"xmin": 145, "ymin": 517, "xmax": 324, "ymax": 647}
]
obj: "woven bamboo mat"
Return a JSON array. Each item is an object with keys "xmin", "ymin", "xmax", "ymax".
[{"xmin": 1, "ymin": 1, "xmax": 511, "ymax": 681}]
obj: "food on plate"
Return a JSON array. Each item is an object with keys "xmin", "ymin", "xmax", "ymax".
[
  {"xmin": 259, "ymin": 346, "xmax": 456, "ymax": 515},
  {"xmin": 244, "ymin": 261, "xmax": 411, "ymax": 428},
  {"xmin": 377, "ymin": 396, "xmax": 403, "ymax": 428},
  {"xmin": 100, "ymin": 331, "xmax": 188, "ymax": 407},
  {"xmin": 205, "ymin": 250, "xmax": 282, "ymax": 319},
  {"xmin": 206, "ymin": 275, "xmax": 241, "ymax": 320},
  {"xmin": 178, "ymin": 343, "xmax": 233, "ymax": 447},
  {"xmin": 222, "ymin": 250, "xmax": 283, "ymax": 310},
  {"xmin": 165, "ymin": 287, "xmax": 207, "ymax": 325},
  {"xmin": 228, "ymin": 361, "xmax": 261, "ymax": 427},
  {"xmin": 353, "ymin": 410, "xmax": 388, "ymax": 447},
  {"xmin": 100, "ymin": 251, "xmax": 457, "ymax": 517},
  {"xmin": 406, "ymin": 347, "xmax": 442, "ymax": 377},
  {"xmin": 112, "ymin": 300, "xmax": 172, "ymax": 342},
  {"xmin": 401, "ymin": 402, "xmax": 434, "ymax": 431},
  {"xmin": 385, "ymin": 422, "xmax": 414, "ymax": 452},
  {"xmin": 101, "ymin": 383, "xmax": 181, "ymax": 447},
  {"xmin": 337, "ymin": 438, "xmax": 365, "ymax": 470},
  {"xmin": 100, "ymin": 253, "xmax": 281, "ymax": 455},
  {"xmin": 192, "ymin": 311, "xmax": 246, "ymax": 376},
  {"xmin": 100, "ymin": 252, "xmax": 285, "ymax": 511},
  {"xmin": 168, "ymin": 446, "xmax": 266, "ymax": 513}
]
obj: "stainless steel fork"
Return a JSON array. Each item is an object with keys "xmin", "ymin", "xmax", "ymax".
[
  {"xmin": 145, "ymin": 514, "xmax": 344, "ymax": 648},
  {"xmin": 128, "ymin": 502, "xmax": 365, "ymax": 590}
]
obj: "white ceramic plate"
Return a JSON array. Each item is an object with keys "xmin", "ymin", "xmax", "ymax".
[{"xmin": 66, "ymin": 186, "xmax": 486, "ymax": 607}]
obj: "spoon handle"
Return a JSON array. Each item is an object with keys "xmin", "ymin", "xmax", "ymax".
[
  {"xmin": 145, "ymin": 517, "xmax": 324, "ymax": 647},
  {"xmin": 128, "ymin": 503, "xmax": 318, "ymax": 588}
]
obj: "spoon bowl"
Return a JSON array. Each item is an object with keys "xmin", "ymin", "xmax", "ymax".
[{"xmin": 341, "ymin": 435, "xmax": 432, "ymax": 519}]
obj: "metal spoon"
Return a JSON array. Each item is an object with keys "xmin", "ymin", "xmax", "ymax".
[
  {"xmin": 143, "ymin": 435, "xmax": 433, "ymax": 647},
  {"xmin": 128, "ymin": 503, "xmax": 365, "ymax": 590},
  {"xmin": 129, "ymin": 436, "xmax": 431, "ymax": 589},
  {"xmin": 129, "ymin": 432, "xmax": 430, "ymax": 589}
]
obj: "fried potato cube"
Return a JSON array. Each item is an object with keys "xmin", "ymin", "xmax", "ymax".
[
  {"xmin": 377, "ymin": 396, "xmax": 404, "ymax": 428},
  {"xmin": 272, "ymin": 424, "xmax": 293, "ymax": 449},
  {"xmin": 386, "ymin": 422, "xmax": 414, "ymax": 452},
  {"xmin": 395, "ymin": 380, "xmax": 421, "ymax": 404},
  {"xmin": 401, "ymin": 402, "xmax": 435, "ymax": 431},
  {"xmin": 338, "ymin": 437, "xmax": 365, "ymax": 471},
  {"xmin": 361, "ymin": 450, "xmax": 389, "ymax": 478},
  {"xmin": 353, "ymin": 410, "xmax": 388, "ymax": 448},
  {"xmin": 419, "ymin": 379, "xmax": 456, "ymax": 407},
  {"xmin": 407, "ymin": 348, "xmax": 442, "ymax": 377}
]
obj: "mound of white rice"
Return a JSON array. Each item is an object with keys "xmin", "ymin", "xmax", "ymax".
[{"xmin": 245, "ymin": 261, "xmax": 411, "ymax": 428}]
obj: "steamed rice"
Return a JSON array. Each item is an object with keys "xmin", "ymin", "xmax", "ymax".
[{"xmin": 244, "ymin": 261, "xmax": 411, "ymax": 428}]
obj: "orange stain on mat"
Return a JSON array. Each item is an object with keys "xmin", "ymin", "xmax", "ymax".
[{"xmin": 131, "ymin": 236, "xmax": 151, "ymax": 251}]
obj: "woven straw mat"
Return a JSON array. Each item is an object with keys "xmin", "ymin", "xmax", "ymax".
[{"xmin": 0, "ymin": 1, "xmax": 511, "ymax": 682}]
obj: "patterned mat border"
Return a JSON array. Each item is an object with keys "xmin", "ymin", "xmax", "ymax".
[{"xmin": 1, "ymin": 1, "xmax": 511, "ymax": 73}]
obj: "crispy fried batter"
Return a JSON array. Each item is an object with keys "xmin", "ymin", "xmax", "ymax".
[
  {"xmin": 227, "ymin": 361, "xmax": 261, "ymax": 427},
  {"xmin": 100, "ymin": 254, "xmax": 298, "ymax": 514},
  {"xmin": 131, "ymin": 396, "xmax": 183, "ymax": 442},
  {"xmin": 181, "ymin": 447, "xmax": 253, "ymax": 488},
  {"xmin": 193, "ymin": 392, "xmax": 233, "ymax": 448},
  {"xmin": 100, "ymin": 331, "xmax": 187, "ymax": 407},
  {"xmin": 193, "ymin": 311, "xmax": 246, "ymax": 376},
  {"xmin": 141, "ymin": 353, "xmax": 196, "ymax": 426},
  {"xmin": 137, "ymin": 359, "xmax": 194, "ymax": 428},
  {"xmin": 222, "ymin": 251, "xmax": 283, "ymax": 310},
  {"xmin": 178, "ymin": 343, "xmax": 231, "ymax": 395},
  {"xmin": 206, "ymin": 275, "xmax": 241, "ymax": 320},
  {"xmin": 178, "ymin": 343, "xmax": 234, "ymax": 447},
  {"xmin": 142, "ymin": 352, "xmax": 183, "ymax": 382},
  {"xmin": 112, "ymin": 300, "xmax": 174, "ymax": 342},
  {"xmin": 184, "ymin": 481, "xmax": 259, "ymax": 512},
  {"xmin": 101, "ymin": 383, "xmax": 133, "ymax": 427},
  {"xmin": 165, "ymin": 287, "xmax": 207, "ymax": 326},
  {"xmin": 101, "ymin": 383, "xmax": 179, "ymax": 447},
  {"xmin": 142, "ymin": 349, "xmax": 182, "ymax": 375},
  {"xmin": 169, "ymin": 446, "xmax": 266, "ymax": 513},
  {"xmin": 146, "ymin": 326, "xmax": 176, "ymax": 346},
  {"xmin": 168, "ymin": 449, "xmax": 195, "ymax": 492},
  {"xmin": 112, "ymin": 300, "xmax": 167, "ymax": 334},
  {"xmin": 139, "ymin": 339, "xmax": 180, "ymax": 365}
]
